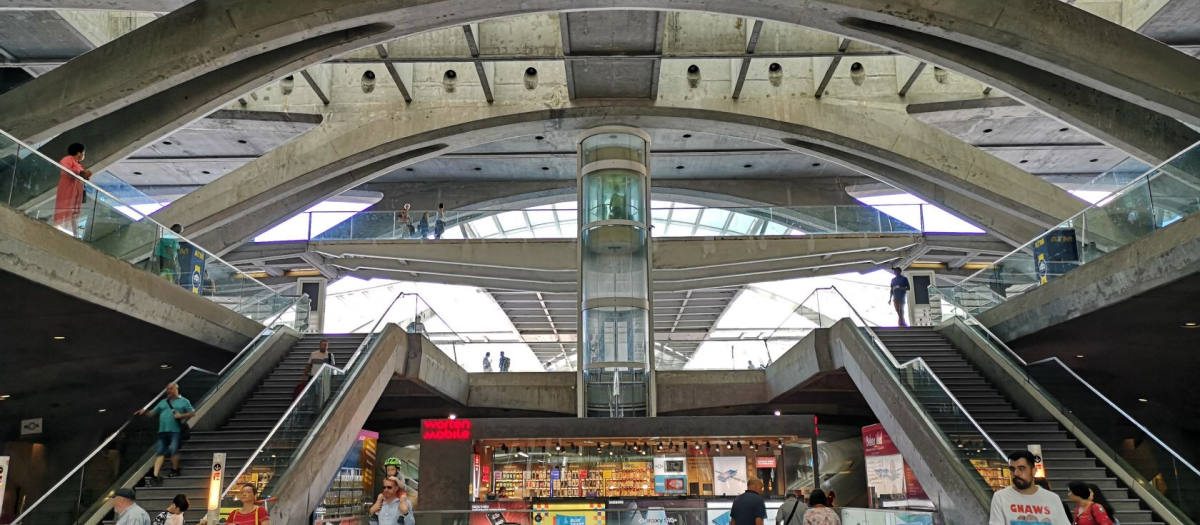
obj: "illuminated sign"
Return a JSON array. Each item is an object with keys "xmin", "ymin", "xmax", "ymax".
[
  {"xmin": 422, "ymin": 418, "xmax": 472, "ymax": 440},
  {"xmin": 755, "ymin": 457, "xmax": 777, "ymax": 468},
  {"xmin": 1028, "ymin": 444, "xmax": 1047, "ymax": 479}
]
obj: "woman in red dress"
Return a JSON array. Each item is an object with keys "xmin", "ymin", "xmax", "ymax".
[{"xmin": 53, "ymin": 142, "xmax": 93, "ymax": 233}]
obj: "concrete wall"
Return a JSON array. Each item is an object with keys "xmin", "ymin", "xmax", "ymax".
[
  {"xmin": 979, "ymin": 211, "xmax": 1200, "ymax": 341},
  {"xmin": 655, "ymin": 370, "xmax": 766, "ymax": 413},
  {"xmin": 0, "ymin": 205, "xmax": 262, "ymax": 350},
  {"xmin": 402, "ymin": 333, "xmax": 470, "ymax": 405},
  {"xmin": 467, "ymin": 372, "xmax": 575, "ymax": 414}
]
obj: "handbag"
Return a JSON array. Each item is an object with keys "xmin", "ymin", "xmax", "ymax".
[{"xmin": 165, "ymin": 398, "xmax": 191, "ymax": 440}]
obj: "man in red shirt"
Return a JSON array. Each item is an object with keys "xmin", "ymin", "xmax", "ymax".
[{"xmin": 54, "ymin": 142, "xmax": 93, "ymax": 234}]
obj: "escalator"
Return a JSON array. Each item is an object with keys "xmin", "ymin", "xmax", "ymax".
[{"xmin": 873, "ymin": 327, "xmax": 1162, "ymax": 525}]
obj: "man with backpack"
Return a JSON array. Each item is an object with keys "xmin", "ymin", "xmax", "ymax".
[{"xmin": 134, "ymin": 383, "xmax": 194, "ymax": 485}]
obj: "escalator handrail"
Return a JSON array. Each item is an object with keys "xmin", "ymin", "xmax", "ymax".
[
  {"xmin": 815, "ymin": 286, "xmax": 1009, "ymax": 459},
  {"xmin": 1028, "ymin": 357, "xmax": 1200, "ymax": 477},
  {"xmin": 13, "ymin": 366, "xmax": 217, "ymax": 524}
]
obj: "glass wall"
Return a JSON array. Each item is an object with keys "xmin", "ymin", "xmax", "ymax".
[
  {"xmin": 581, "ymin": 133, "xmax": 647, "ymax": 165},
  {"xmin": 583, "ymin": 170, "xmax": 647, "ymax": 223}
]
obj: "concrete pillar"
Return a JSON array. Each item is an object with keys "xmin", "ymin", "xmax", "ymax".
[{"xmin": 576, "ymin": 127, "xmax": 654, "ymax": 418}]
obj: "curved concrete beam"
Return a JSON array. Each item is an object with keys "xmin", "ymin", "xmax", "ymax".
[
  {"xmin": 152, "ymin": 101, "xmax": 1086, "ymax": 254},
  {"xmin": 1, "ymin": 0, "xmax": 1198, "ymax": 166},
  {"xmin": 0, "ymin": 0, "xmax": 187, "ymax": 11}
]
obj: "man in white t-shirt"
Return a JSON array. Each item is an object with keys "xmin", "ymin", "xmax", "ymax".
[{"xmin": 989, "ymin": 450, "xmax": 1071, "ymax": 525}]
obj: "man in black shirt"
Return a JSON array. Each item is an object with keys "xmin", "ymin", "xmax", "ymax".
[
  {"xmin": 730, "ymin": 477, "xmax": 767, "ymax": 525},
  {"xmin": 889, "ymin": 268, "xmax": 911, "ymax": 327}
]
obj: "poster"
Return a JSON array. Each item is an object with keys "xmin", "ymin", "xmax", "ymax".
[
  {"xmin": 1033, "ymin": 229, "xmax": 1078, "ymax": 284},
  {"xmin": 711, "ymin": 457, "xmax": 746, "ymax": 496},
  {"xmin": 704, "ymin": 499, "xmax": 782, "ymax": 525},
  {"xmin": 863, "ymin": 424, "xmax": 905, "ymax": 497},
  {"xmin": 653, "ymin": 457, "xmax": 688, "ymax": 494},
  {"xmin": 177, "ymin": 242, "xmax": 208, "ymax": 294},
  {"xmin": 532, "ymin": 503, "xmax": 606, "ymax": 525},
  {"xmin": 470, "ymin": 501, "xmax": 533, "ymax": 525},
  {"xmin": 608, "ymin": 499, "xmax": 708, "ymax": 525}
]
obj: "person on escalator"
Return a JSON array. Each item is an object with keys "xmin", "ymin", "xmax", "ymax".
[
  {"xmin": 888, "ymin": 268, "xmax": 911, "ymax": 327},
  {"xmin": 134, "ymin": 383, "xmax": 194, "ymax": 485},
  {"xmin": 304, "ymin": 339, "xmax": 337, "ymax": 381},
  {"xmin": 151, "ymin": 494, "xmax": 189, "ymax": 525},
  {"xmin": 988, "ymin": 450, "xmax": 1071, "ymax": 525},
  {"xmin": 1069, "ymin": 481, "xmax": 1117, "ymax": 525}
]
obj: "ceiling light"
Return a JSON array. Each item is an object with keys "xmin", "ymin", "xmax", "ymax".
[
  {"xmin": 160, "ymin": 364, "xmax": 172, "ymax": 369},
  {"xmin": 0, "ymin": 395, "xmax": 10, "ymax": 400},
  {"xmin": 1139, "ymin": 398, "xmax": 1149, "ymax": 403},
  {"xmin": 1184, "ymin": 322, "xmax": 1198, "ymax": 329},
  {"xmin": 448, "ymin": 413, "xmax": 457, "ymax": 420},
  {"xmin": 726, "ymin": 442, "xmax": 732, "ymax": 450},
  {"xmin": 773, "ymin": 410, "xmax": 781, "ymax": 416},
  {"xmin": 683, "ymin": 134, "xmax": 692, "ymax": 138},
  {"xmin": 1075, "ymin": 355, "xmax": 1084, "ymax": 358},
  {"xmin": 535, "ymin": 136, "xmax": 545, "ymax": 140},
  {"xmin": 675, "ymin": 165, "xmax": 684, "ymax": 170},
  {"xmin": 53, "ymin": 336, "xmax": 65, "ymax": 340},
  {"xmin": 98, "ymin": 408, "xmax": 107, "ymax": 413}
]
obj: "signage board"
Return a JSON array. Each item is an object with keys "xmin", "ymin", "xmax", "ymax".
[
  {"xmin": 755, "ymin": 457, "xmax": 777, "ymax": 469},
  {"xmin": 1028, "ymin": 444, "xmax": 1047, "ymax": 479},
  {"xmin": 422, "ymin": 418, "xmax": 471, "ymax": 440}
]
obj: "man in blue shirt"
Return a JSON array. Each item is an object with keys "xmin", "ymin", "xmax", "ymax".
[
  {"xmin": 135, "ymin": 383, "xmax": 195, "ymax": 485},
  {"xmin": 889, "ymin": 267, "xmax": 911, "ymax": 327},
  {"xmin": 730, "ymin": 477, "xmax": 767, "ymax": 525}
]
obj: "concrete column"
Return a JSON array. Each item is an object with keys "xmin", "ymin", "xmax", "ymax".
[{"xmin": 576, "ymin": 127, "xmax": 654, "ymax": 418}]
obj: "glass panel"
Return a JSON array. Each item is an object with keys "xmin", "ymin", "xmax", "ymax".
[
  {"xmin": 951, "ymin": 141, "xmax": 1200, "ymax": 316},
  {"xmin": 582, "ymin": 169, "xmax": 646, "ymax": 224},
  {"xmin": 581, "ymin": 133, "xmax": 647, "ymax": 166},
  {"xmin": 581, "ymin": 225, "xmax": 649, "ymax": 304}
]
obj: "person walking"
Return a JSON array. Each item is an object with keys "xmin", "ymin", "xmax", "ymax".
[
  {"xmin": 304, "ymin": 339, "xmax": 337, "ymax": 381},
  {"xmin": 435, "ymin": 203, "xmax": 446, "ymax": 239},
  {"xmin": 888, "ymin": 268, "xmax": 911, "ymax": 327},
  {"xmin": 482, "ymin": 352, "xmax": 493, "ymax": 372},
  {"xmin": 775, "ymin": 492, "xmax": 806, "ymax": 525},
  {"xmin": 499, "ymin": 351, "xmax": 510, "ymax": 372},
  {"xmin": 152, "ymin": 494, "xmax": 189, "ymax": 525},
  {"xmin": 1069, "ymin": 481, "xmax": 1116, "ymax": 525},
  {"xmin": 154, "ymin": 224, "xmax": 183, "ymax": 282},
  {"xmin": 800, "ymin": 490, "xmax": 838, "ymax": 525},
  {"xmin": 134, "ymin": 383, "xmax": 194, "ymax": 484},
  {"xmin": 54, "ymin": 142, "xmax": 94, "ymax": 234},
  {"xmin": 987, "ymin": 450, "xmax": 1071, "ymax": 525},
  {"xmin": 730, "ymin": 477, "xmax": 767, "ymax": 525},
  {"xmin": 112, "ymin": 488, "xmax": 151, "ymax": 525},
  {"xmin": 417, "ymin": 212, "xmax": 431, "ymax": 239},
  {"xmin": 371, "ymin": 476, "xmax": 414, "ymax": 525},
  {"xmin": 200, "ymin": 483, "xmax": 269, "ymax": 525},
  {"xmin": 398, "ymin": 204, "xmax": 414, "ymax": 237}
]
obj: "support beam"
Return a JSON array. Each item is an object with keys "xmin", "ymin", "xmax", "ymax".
[
  {"xmin": 732, "ymin": 19, "xmax": 764, "ymax": 100},
  {"xmin": 649, "ymin": 11, "xmax": 667, "ymax": 101},
  {"xmin": 815, "ymin": 39, "xmax": 850, "ymax": 99},
  {"xmin": 299, "ymin": 69, "xmax": 329, "ymax": 105},
  {"xmin": 898, "ymin": 62, "xmax": 927, "ymax": 97},
  {"xmin": 378, "ymin": 44, "xmax": 412, "ymax": 103},
  {"xmin": 461, "ymin": 25, "xmax": 494, "ymax": 104},
  {"xmin": 558, "ymin": 13, "xmax": 575, "ymax": 100}
]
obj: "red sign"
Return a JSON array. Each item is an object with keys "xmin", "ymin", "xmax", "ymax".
[
  {"xmin": 422, "ymin": 419, "xmax": 472, "ymax": 440},
  {"xmin": 862, "ymin": 424, "xmax": 900, "ymax": 457},
  {"xmin": 579, "ymin": 469, "xmax": 588, "ymax": 480},
  {"xmin": 755, "ymin": 457, "xmax": 777, "ymax": 468}
]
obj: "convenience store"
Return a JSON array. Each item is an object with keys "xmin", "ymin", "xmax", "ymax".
[{"xmin": 417, "ymin": 415, "xmax": 819, "ymax": 511}]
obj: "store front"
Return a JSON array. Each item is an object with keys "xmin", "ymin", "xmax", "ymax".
[{"xmin": 418, "ymin": 415, "xmax": 818, "ymax": 511}]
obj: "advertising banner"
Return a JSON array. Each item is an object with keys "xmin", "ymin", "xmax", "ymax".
[
  {"xmin": 177, "ymin": 243, "xmax": 208, "ymax": 294},
  {"xmin": 470, "ymin": 501, "xmax": 533, "ymax": 525},
  {"xmin": 863, "ymin": 424, "xmax": 905, "ymax": 497},
  {"xmin": 1033, "ymin": 229, "xmax": 1078, "ymax": 284},
  {"xmin": 754, "ymin": 457, "xmax": 777, "ymax": 469},
  {"xmin": 704, "ymin": 499, "xmax": 782, "ymax": 525},
  {"xmin": 533, "ymin": 502, "xmax": 606, "ymax": 525},
  {"xmin": 653, "ymin": 457, "xmax": 688, "ymax": 494},
  {"xmin": 711, "ymin": 457, "xmax": 747, "ymax": 496}
]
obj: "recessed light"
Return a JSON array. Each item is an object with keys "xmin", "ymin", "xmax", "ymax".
[
  {"xmin": 0, "ymin": 395, "xmax": 10, "ymax": 400},
  {"xmin": 1089, "ymin": 158, "xmax": 1099, "ymax": 163},
  {"xmin": 237, "ymin": 139, "xmax": 248, "ymax": 144},
  {"xmin": 1058, "ymin": 127, "xmax": 1069, "ymax": 132},
  {"xmin": 448, "ymin": 413, "xmax": 457, "ymax": 420},
  {"xmin": 535, "ymin": 135, "xmax": 545, "ymax": 140},
  {"xmin": 682, "ymin": 134, "xmax": 692, "ymax": 138},
  {"xmin": 53, "ymin": 336, "xmax": 65, "ymax": 340},
  {"xmin": 1184, "ymin": 322, "xmax": 1198, "ymax": 328},
  {"xmin": 98, "ymin": 408, "xmax": 107, "ymax": 413},
  {"xmin": 1019, "ymin": 160, "xmax": 1028, "ymax": 164},
  {"xmin": 201, "ymin": 170, "xmax": 211, "ymax": 175},
  {"xmin": 812, "ymin": 162, "xmax": 822, "ymax": 167},
  {"xmin": 160, "ymin": 364, "xmax": 172, "ymax": 370},
  {"xmin": 1075, "ymin": 354, "xmax": 1084, "ymax": 358},
  {"xmin": 1139, "ymin": 398, "xmax": 1149, "ymax": 403},
  {"xmin": 474, "ymin": 167, "xmax": 482, "ymax": 171},
  {"xmin": 405, "ymin": 168, "xmax": 414, "ymax": 172},
  {"xmin": 133, "ymin": 171, "xmax": 143, "ymax": 175},
  {"xmin": 162, "ymin": 141, "xmax": 172, "ymax": 145},
  {"xmin": 541, "ymin": 167, "xmax": 550, "ymax": 171},
  {"xmin": 675, "ymin": 165, "xmax": 684, "ymax": 170},
  {"xmin": 743, "ymin": 164, "xmax": 753, "ymax": 168},
  {"xmin": 773, "ymin": 410, "xmax": 781, "ymax": 416},
  {"xmin": 982, "ymin": 129, "xmax": 993, "ymax": 133}
]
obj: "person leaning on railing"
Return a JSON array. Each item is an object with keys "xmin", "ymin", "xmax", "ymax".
[{"xmin": 54, "ymin": 142, "xmax": 93, "ymax": 234}]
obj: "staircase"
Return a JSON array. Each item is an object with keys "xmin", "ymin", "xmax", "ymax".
[
  {"xmin": 872, "ymin": 327, "xmax": 1162, "ymax": 525},
  {"xmin": 123, "ymin": 334, "xmax": 364, "ymax": 521}
]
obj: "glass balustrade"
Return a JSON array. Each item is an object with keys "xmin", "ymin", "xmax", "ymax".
[
  {"xmin": 949, "ymin": 141, "xmax": 1200, "ymax": 315},
  {"xmin": 277, "ymin": 204, "xmax": 948, "ymax": 242},
  {"xmin": 0, "ymin": 130, "xmax": 307, "ymax": 329}
]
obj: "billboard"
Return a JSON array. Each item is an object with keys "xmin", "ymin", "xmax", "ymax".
[{"xmin": 711, "ymin": 457, "xmax": 747, "ymax": 496}]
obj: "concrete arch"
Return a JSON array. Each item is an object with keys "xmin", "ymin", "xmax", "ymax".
[
  {"xmin": 152, "ymin": 99, "xmax": 1087, "ymax": 254},
  {"xmin": 2, "ymin": 0, "xmax": 1198, "ymax": 169}
]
